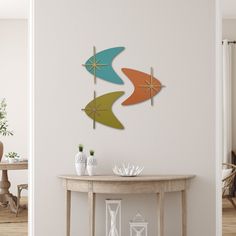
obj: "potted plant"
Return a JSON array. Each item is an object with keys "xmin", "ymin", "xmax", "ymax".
[
  {"xmin": 75, "ymin": 144, "xmax": 87, "ymax": 176},
  {"xmin": 87, "ymin": 150, "xmax": 97, "ymax": 176},
  {"xmin": 0, "ymin": 99, "xmax": 13, "ymax": 162},
  {"xmin": 5, "ymin": 152, "xmax": 19, "ymax": 164}
]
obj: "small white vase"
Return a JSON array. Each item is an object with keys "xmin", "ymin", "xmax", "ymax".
[
  {"xmin": 75, "ymin": 151, "xmax": 86, "ymax": 176},
  {"xmin": 8, "ymin": 158, "xmax": 15, "ymax": 164},
  {"xmin": 75, "ymin": 163, "xmax": 86, "ymax": 176},
  {"xmin": 87, "ymin": 155, "xmax": 97, "ymax": 176}
]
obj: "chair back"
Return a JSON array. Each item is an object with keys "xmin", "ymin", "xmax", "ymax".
[{"xmin": 222, "ymin": 163, "xmax": 236, "ymax": 197}]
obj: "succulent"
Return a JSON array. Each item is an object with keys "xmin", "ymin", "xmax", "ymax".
[
  {"xmin": 90, "ymin": 150, "xmax": 95, "ymax": 156},
  {"xmin": 5, "ymin": 152, "xmax": 19, "ymax": 159},
  {"xmin": 78, "ymin": 144, "xmax": 83, "ymax": 152}
]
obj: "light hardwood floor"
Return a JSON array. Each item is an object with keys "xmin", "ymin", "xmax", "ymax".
[
  {"xmin": 0, "ymin": 197, "xmax": 27, "ymax": 236},
  {"xmin": 0, "ymin": 199, "xmax": 234, "ymax": 236},
  {"xmin": 0, "ymin": 222, "xmax": 27, "ymax": 236},
  {"xmin": 223, "ymin": 198, "xmax": 236, "ymax": 236}
]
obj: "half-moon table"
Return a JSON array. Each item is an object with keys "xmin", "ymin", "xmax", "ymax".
[
  {"xmin": 0, "ymin": 161, "xmax": 28, "ymax": 213},
  {"xmin": 59, "ymin": 175, "xmax": 195, "ymax": 236}
]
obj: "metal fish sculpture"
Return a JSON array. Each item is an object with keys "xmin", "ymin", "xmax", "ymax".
[
  {"xmin": 83, "ymin": 46, "xmax": 125, "ymax": 84},
  {"xmin": 82, "ymin": 91, "xmax": 125, "ymax": 129},
  {"xmin": 121, "ymin": 68, "xmax": 164, "ymax": 106}
]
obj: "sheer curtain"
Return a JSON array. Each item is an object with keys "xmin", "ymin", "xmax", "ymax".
[{"xmin": 222, "ymin": 40, "xmax": 232, "ymax": 163}]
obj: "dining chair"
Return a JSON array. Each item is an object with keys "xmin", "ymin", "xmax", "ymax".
[
  {"xmin": 222, "ymin": 163, "xmax": 236, "ymax": 210},
  {"xmin": 16, "ymin": 184, "xmax": 28, "ymax": 217}
]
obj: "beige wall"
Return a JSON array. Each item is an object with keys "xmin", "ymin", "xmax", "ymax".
[
  {"xmin": 34, "ymin": 0, "xmax": 216, "ymax": 235},
  {"xmin": 223, "ymin": 19, "xmax": 236, "ymax": 151},
  {"xmin": 0, "ymin": 19, "xmax": 28, "ymax": 195}
]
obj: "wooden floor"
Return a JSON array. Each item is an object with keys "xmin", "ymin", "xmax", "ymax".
[
  {"xmin": 223, "ymin": 198, "xmax": 236, "ymax": 236},
  {"xmin": 0, "ymin": 198, "xmax": 28, "ymax": 236},
  {"xmin": 0, "ymin": 198, "xmax": 234, "ymax": 235},
  {"xmin": 0, "ymin": 222, "xmax": 27, "ymax": 236}
]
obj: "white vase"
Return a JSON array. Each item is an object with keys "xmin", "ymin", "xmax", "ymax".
[
  {"xmin": 87, "ymin": 155, "xmax": 97, "ymax": 176},
  {"xmin": 8, "ymin": 158, "xmax": 15, "ymax": 164},
  {"xmin": 75, "ymin": 151, "xmax": 86, "ymax": 176}
]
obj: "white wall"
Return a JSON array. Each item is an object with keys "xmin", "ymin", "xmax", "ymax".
[
  {"xmin": 34, "ymin": 0, "xmax": 216, "ymax": 235},
  {"xmin": 222, "ymin": 0, "xmax": 236, "ymax": 19},
  {"xmin": 223, "ymin": 19, "xmax": 236, "ymax": 152},
  {"xmin": 0, "ymin": 20, "xmax": 28, "ymax": 195}
]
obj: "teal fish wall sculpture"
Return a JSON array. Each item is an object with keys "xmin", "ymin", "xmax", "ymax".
[{"xmin": 83, "ymin": 46, "xmax": 125, "ymax": 84}]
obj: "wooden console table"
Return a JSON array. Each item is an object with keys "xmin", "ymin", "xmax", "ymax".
[
  {"xmin": 59, "ymin": 175, "xmax": 195, "ymax": 236},
  {"xmin": 0, "ymin": 161, "xmax": 28, "ymax": 213}
]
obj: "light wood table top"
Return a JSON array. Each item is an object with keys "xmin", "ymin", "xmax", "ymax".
[
  {"xmin": 0, "ymin": 161, "xmax": 28, "ymax": 170},
  {"xmin": 59, "ymin": 174, "xmax": 195, "ymax": 182}
]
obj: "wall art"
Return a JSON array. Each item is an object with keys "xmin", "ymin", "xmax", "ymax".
[
  {"xmin": 82, "ymin": 91, "xmax": 124, "ymax": 129},
  {"xmin": 106, "ymin": 200, "xmax": 121, "ymax": 236},
  {"xmin": 81, "ymin": 46, "xmax": 165, "ymax": 130},
  {"xmin": 83, "ymin": 46, "xmax": 125, "ymax": 84},
  {"xmin": 121, "ymin": 67, "xmax": 164, "ymax": 106}
]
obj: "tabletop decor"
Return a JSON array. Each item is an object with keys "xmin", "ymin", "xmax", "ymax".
[
  {"xmin": 87, "ymin": 150, "xmax": 97, "ymax": 176},
  {"xmin": 129, "ymin": 213, "xmax": 148, "ymax": 236},
  {"xmin": 106, "ymin": 199, "xmax": 121, "ymax": 236},
  {"xmin": 75, "ymin": 144, "xmax": 87, "ymax": 176},
  {"xmin": 113, "ymin": 163, "xmax": 144, "ymax": 177},
  {"xmin": 5, "ymin": 152, "xmax": 20, "ymax": 164},
  {"xmin": 0, "ymin": 99, "xmax": 13, "ymax": 161}
]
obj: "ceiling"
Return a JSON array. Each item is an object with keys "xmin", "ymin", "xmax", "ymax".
[
  {"xmin": 223, "ymin": 0, "xmax": 236, "ymax": 19},
  {"xmin": 0, "ymin": 0, "xmax": 28, "ymax": 19}
]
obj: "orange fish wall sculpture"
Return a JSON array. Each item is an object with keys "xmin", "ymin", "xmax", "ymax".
[{"xmin": 121, "ymin": 67, "xmax": 164, "ymax": 106}]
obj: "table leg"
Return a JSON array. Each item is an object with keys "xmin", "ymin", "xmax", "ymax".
[
  {"xmin": 0, "ymin": 170, "xmax": 18, "ymax": 212},
  {"xmin": 0, "ymin": 170, "xmax": 10, "ymax": 195},
  {"xmin": 157, "ymin": 191, "xmax": 164, "ymax": 236},
  {"xmin": 66, "ymin": 190, "xmax": 71, "ymax": 236},
  {"xmin": 181, "ymin": 190, "xmax": 187, "ymax": 236},
  {"xmin": 88, "ymin": 192, "xmax": 95, "ymax": 236},
  {"xmin": 0, "ymin": 170, "xmax": 11, "ymax": 207}
]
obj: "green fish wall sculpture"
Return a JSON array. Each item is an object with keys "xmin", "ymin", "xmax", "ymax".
[{"xmin": 82, "ymin": 91, "xmax": 125, "ymax": 129}]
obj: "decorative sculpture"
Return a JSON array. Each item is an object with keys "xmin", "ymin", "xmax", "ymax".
[
  {"xmin": 113, "ymin": 163, "xmax": 144, "ymax": 177},
  {"xmin": 106, "ymin": 200, "xmax": 121, "ymax": 236},
  {"xmin": 81, "ymin": 46, "xmax": 166, "ymax": 130},
  {"xmin": 121, "ymin": 67, "xmax": 164, "ymax": 106},
  {"xmin": 82, "ymin": 91, "xmax": 124, "ymax": 129},
  {"xmin": 129, "ymin": 213, "xmax": 148, "ymax": 236},
  {"xmin": 83, "ymin": 46, "xmax": 125, "ymax": 84}
]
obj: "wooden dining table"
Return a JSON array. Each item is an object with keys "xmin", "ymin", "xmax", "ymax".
[{"xmin": 0, "ymin": 161, "xmax": 28, "ymax": 213}]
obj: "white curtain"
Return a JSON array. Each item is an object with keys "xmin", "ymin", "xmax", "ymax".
[{"xmin": 222, "ymin": 40, "xmax": 232, "ymax": 163}]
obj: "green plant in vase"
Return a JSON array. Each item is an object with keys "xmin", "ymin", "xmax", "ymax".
[
  {"xmin": 0, "ymin": 99, "xmax": 13, "ymax": 161},
  {"xmin": 78, "ymin": 144, "xmax": 84, "ymax": 152},
  {"xmin": 5, "ymin": 152, "xmax": 19, "ymax": 163},
  {"xmin": 75, "ymin": 144, "xmax": 87, "ymax": 176},
  {"xmin": 87, "ymin": 150, "xmax": 97, "ymax": 176}
]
